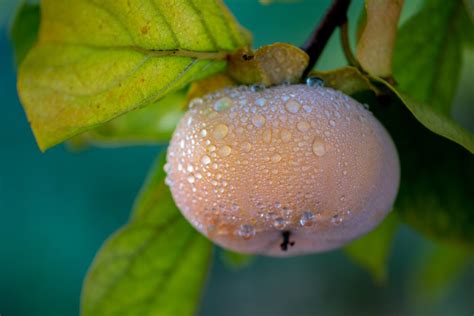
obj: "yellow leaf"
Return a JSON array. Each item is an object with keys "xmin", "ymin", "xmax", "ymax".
[
  {"xmin": 228, "ymin": 43, "xmax": 309, "ymax": 86},
  {"xmin": 18, "ymin": 0, "xmax": 250, "ymax": 151}
]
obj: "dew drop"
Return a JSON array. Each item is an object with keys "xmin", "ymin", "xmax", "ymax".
[
  {"xmin": 237, "ymin": 224, "xmax": 256, "ymax": 239},
  {"xmin": 312, "ymin": 140, "xmax": 326, "ymax": 157},
  {"xmin": 214, "ymin": 97, "xmax": 233, "ymax": 112},
  {"xmin": 200, "ymin": 129, "xmax": 208, "ymax": 137},
  {"xmin": 285, "ymin": 100, "xmax": 301, "ymax": 113},
  {"xmin": 241, "ymin": 142, "xmax": 252, "ymax": 152},
  {"xmin": 187, "ymin": 175, "xmax": 195, "ymax": 184},
  {"xmin": 250, "ymin": 84, "xmax": 265, "ymax": 92},
  {"xmin": 306, "ymin": 76, "xmax": 324, "ymax": 87},
  {"xmin": 213, "ymin": 124, "xmax": 229, "ymax": 139},
  {"xmin": 201, "ymin": 155, "xmax": 211, "ymax": 165},
  {"xmin": 297, "ymin": 121, "xmax": 310, "ymax": 132},
  {"xmin": 252, "ymin": 114, "xmax": 266, "ymax": 128},
  {"xmin": 218, "ymin": 145, "xmax": 232, "ymax": 157},
  {"xmin": 280, "ymin": 129, "xmax": 292, "ymax": 143},
  {"xmin": 189, "ymin": 97, "xmax": 203, "ymax": 108},
  {"xmin": 273, "ymin": 217, "xmax": 287, "ymax": 230},
  {"xmin": 331, "ymin": 214, "xmax": 343, "ymax": 225},
  {"xmin": 271, "ymin": 153, "xmax": 282, "ymax": 163},
  {"xmin": 300, "ymin": 211, "xmax": 315, "ymax": 227},
  {"xmin": 255, "ymin": 98, "xmax": 266, "ymax": 107}
]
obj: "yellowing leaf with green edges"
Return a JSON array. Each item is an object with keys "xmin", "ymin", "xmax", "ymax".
[
  {"xmin": 228, "ymin": 43, "xmax": 309, "ymax": 86},
  {"xmin": 70, "ymin": 90, "xmax": 186, "ymax": 148},
  {"xmin": 82, "ymin": 155, "xmax": 213, "ymax": 316},
  {"xmin": 392, "ymin": 0, "xmax": 474, "ymax": 152},
  {"xmin": 344, "ymin": 212, "xmax": 399, "ymax": 283},
  {"xmin": 18, "ymin": 0, "xmax": 250, "ymax": 151},
  {"xmin": 356, "ymin": 0, "xmax": 404, "ymax": 77}
]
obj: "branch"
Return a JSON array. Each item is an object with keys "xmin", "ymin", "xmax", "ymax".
[{"xmin": 302, "ymin": 0, "xmax": 352, "ymax": 76}]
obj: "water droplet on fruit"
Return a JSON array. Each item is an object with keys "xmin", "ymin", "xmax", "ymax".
[
  {"xmin": 213, "ymin": 124, "xmax": 228, "ymax": 139},
  {"xmin": 256, "ymin": 98, "xmax": 266, "ymax": 107},
  {"xmin": 273, "ymin": 217, "xmax": 287, "ymax": 230},
  {"xmin": 271, "ymin": 153, "xmax": 282, "ymax": 163},
  {"xmin": 250, "ymin": 84, "xmax": 265, "ymax": 92},
  {"xmin": 280, "ymin": 129, "xmax": 292, "ymax": 142},
  {"xmin": 214, "ymin": 97, "xmax": 232, "ymax": 112},
  {"xmin": 201, "ymin": 155, "xmax": 211, "ymax": 165},
  {"xmin": 312, "ymin": 140, "xmax": 326, "ymax": 157},
  {"xmin": 331, "ymin": 214, "xmax": 343, "ymax": 225},
  {"xmin": 306, "ymin": 76, "xmax": 324, "ymax": 87},
  {"xmin": 297, "ymin": 121, "xmax": 310, "ymax": 132},
  {"xmin": 285, "ymin": 100, "xmax": 301, "ymax": 113},
  {"xmin": 237, "ymin": 224, "xmax": 256, "ymax": 239},
  {"xmin": 252, "ymin": 114, "xmax": 266, "ymax": 128},
  {"xmin": 189, "ymin": 97, "xmax": 203, "ymax": 108},
  {"xmin": 218, "ymin": 145, "xmax": 232, "ymax": 157},
  {"xmin": 241, "ymin": 142, "xmax": 252, "ymax": 152},
  {"xmin": 300, "ymin": 211, "xmax": 315, "ymax": 226}
]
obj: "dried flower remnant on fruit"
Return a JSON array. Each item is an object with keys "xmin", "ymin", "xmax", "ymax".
[{"xmin": 165, "ymin": 84, "xmax": 400, "ymax": 256}]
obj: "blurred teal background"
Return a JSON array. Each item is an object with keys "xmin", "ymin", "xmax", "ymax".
[{"xmin": 0, "ymin": 1, "xmax": 472, "ymax": 315}]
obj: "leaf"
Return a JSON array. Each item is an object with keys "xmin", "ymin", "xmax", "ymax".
[
  {"xmin": 309, "ymin": 67, "xmax": 380, "ymax": 96},
  {"xmin": 228, "ymin": 43, "xmax": 309, "ymax": 86},
  {"xmin": 82, "ymin": 155, "xmax": 213, "ymax": 316},
  {"xmin": 356, "ymin": 0, "xmax": 404, "ymax": 77},
  {"xmin": 221, "ymin": 250, "xmax": 254, "ymax": 269},
  {"xmin": 344, "ymin": 212, "xmax": 399, "ymax": 283},
  {"xmin": 187, "ymin": 73, "xmax": 236, "ymax": 103},
  {"xmin": 9, "ymin": 2, "xmax": 40, "ymax": 66},
  {"xmin": 392, "ymin": 0, "xmax": 474, "ymax": 152},
  {"xmin": 70, "ymin": 90, "xmax": 186, "ymax": 148},
  {"xmin": 18, "ymin": 0, "xmax": 250, "ymax": 151},
  {"xmin": 368, "ymin": 83, "xmax": 474, "ymax": 247},
  {"xmin": 411, "ymin": 243, "xmax": 472, "ymax": 303}
]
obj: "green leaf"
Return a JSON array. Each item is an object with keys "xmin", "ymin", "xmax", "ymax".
[
  {"xmin": 344, "ymin": 212, "xmax": 399, "ymax": 283},
  {"xmin": 71, "ymin": 90, "xmax": 185, "ymax": 148},
  {"xmin": 392, "ymin": 0, "xmax": 474, "ymax": 152},
  {"xmin": 221, "ymin": 250, "xmax": 254, "ymax": 269},
  {"xmin": 9, "ymin": 2, "xmax": 40, "ymax": 66},
  {"xmin": 368, "ymin": 83, "xmax": 474, "ymax": 247},
  {"xmin": 82, "ymin": 155, "xmax": 213, "ymax": 316},
  {"xmin": 411, "ymin": 243, "xmax": 472, "ymax": 303},
  {"xmin": 356, "ymin": 0, "xmax": 404, "ymax": 77},
  {"xmin": 18, "ymin": 0, "xmax": 250, "ymax": 151}
]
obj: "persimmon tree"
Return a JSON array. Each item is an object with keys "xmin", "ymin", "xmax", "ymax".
[{"xmin": 10, "ymin": 0, "xmax": 473, "ymax": 315}]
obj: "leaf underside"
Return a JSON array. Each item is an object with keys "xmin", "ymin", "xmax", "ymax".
[{"xmin": 18, "ymin": 0, "xmax": 250, "ymax": 151}]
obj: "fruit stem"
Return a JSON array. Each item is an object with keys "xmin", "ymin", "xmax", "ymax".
[
  {"xmin": 280, "ymin": 230, "xmax": 295, "ymax": 251},
  {"xmin": 301, "ymin": 0, "xmax": 352, "ymax": 76}
]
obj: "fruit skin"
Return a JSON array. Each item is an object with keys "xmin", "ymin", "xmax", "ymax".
[{"xmin": 165, "ymin": 84, "xmax": 400, "ymax": 256}]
